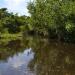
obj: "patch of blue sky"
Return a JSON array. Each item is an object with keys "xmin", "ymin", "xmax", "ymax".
[{"xmin": 0, "ymin": 0, "xmax": 32, "ymax": 16}]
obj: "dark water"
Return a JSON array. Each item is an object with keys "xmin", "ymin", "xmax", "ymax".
[{"xmin": 0, "ymin": 36, "xmax": 75, "ymax": 75}]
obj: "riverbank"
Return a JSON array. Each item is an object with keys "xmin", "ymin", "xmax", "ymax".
[
  {"xmin": 0, "ymin": 32, "xmax": 22, "ymax": 39},
  {"xmin": 0, "ymin": 33, "xmax": 23, "ymax": 44}
]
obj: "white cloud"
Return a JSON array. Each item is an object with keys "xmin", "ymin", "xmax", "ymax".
[
  {"xmin": 3, "ymin": 0, "xmax": 31, "ymax": 16},
  {"xmin": 5, "ymin": 0, "xmax": 23, "ymax": 6}
]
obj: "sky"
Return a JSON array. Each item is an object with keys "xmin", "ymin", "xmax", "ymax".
[{"xmin": 0, "ymin": 0, "xmax": 33, "ymax": 16}]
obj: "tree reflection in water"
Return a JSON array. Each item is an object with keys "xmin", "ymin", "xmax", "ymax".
[
  {"xmin": 25, "ymin": 37, "xmax": 75, "ymax": 75},
  {"xmin": 0, "ymin": 39, "xmax": 25, "ymax": 61},
  {"xmin": 0, "ymin": 36, "xmax": 75, "ymax": 75}
]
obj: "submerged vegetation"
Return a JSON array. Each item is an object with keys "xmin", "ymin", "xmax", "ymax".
[{"xmin": 0, "ymin": 0, "xmax": 75, "ymax": 42}]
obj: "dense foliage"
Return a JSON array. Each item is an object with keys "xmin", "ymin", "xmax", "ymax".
[
  {"xmin": 0, "ymin": 8, "xmax": 29, "ymax": 34},
  {"xmin": 27, "ymin": 0, "xmax": 75, "ymax": 42},
  {"xmin": 0, "ymin": 0, "xmax": 75, "ymax": 42}
]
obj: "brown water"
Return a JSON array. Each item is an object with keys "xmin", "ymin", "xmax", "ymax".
[{"xmin": 0, "ymin": 36, "xmax": 75, "ymax": 75}]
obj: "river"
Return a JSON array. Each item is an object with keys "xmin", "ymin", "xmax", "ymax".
[{"xmin": 0, "ymin": 36, "xmax": 75, "ymax": 75}]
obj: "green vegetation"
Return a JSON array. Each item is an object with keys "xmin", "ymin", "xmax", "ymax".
[
  {"xmin": 0, "ymin": 0, "xmax": 75, "ymax": 42},
  {"xmin": 0, "ymin": 8, "xmax": 30, "ymax": 35},
  {"xmin": 27, "ymin": 0, "xmax": 75, "ymax": 42},
  {"xmin": 0, "ymin": 33, "xmax": 22, "ymax": 44}
]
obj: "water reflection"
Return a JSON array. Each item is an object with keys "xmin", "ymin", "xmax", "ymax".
[
  {"xmin": 23, "ymin": 37, "xmax": 75, "ymax": 75},
  {"xmin": 0, "ymin": 36, "xmax": 75, "ymax": 75},
  {"xmin": 0, "ymin": 48, "xmax": 35, "ymax": 75},
  {"xmin": 0, "ymin": 39, "xmax": 25, "ymax": 61}
]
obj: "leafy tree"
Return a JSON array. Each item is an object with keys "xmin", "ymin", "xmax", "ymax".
[
  {"xmin": 0, "ymin": 8, "xmax": 27, "ymax": 34},
  {"xmin": 27, "ymin": 0, "xmax": 75, "ymax": 41}
]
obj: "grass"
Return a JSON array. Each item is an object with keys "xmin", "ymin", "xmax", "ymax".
[
  {"xmin": 1, "ymin": 32, "xmax": 22, "ymax": 38},
  {"xmin": 0, "ymin": 32, "xmax": 23, "ymax": 44}
]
